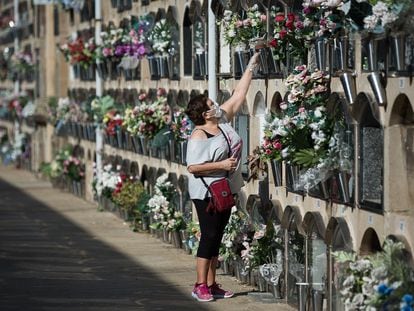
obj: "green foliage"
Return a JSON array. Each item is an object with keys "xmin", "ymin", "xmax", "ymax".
[
  {"xmin": 112, "ymin": 179, "xmax": 145, "ymax": 213},
  {"xmin": 91, "ymin": 96, "xmax": 115, "ymax": 124},
  {"xmin": 293, "ymin": 148, "xmax": 321, "ymax": 167},
  {"xmin": 39, "ymin": 162, "xmax": 52, "ymax": 178}
]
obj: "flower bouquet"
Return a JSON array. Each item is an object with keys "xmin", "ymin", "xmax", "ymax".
[
  {"xmin": 112, "ymin": 177, "xmax": 145, "ymax": 219},
  {"xmin": 63, "ymin": 155, "xmax": 85, "ymax": 181},
  {"xmin": 334, "ymin": 239, "xmax": 414, "ymax": 310},
  {"xmin": 268, "ymin": 9, "xmax": 312, "ymax": 66},
  {"xmin": 251, "ymin": 65, "xmax": 352, "ymax": 193},
  {"xmin": 148, "ymin": 174, "xmax": 184, "ymax": 236},
  {"xmin": 220, "ymin": 4, "xmax": 267, "ymax": 49},
  {"xmin": 123, "ymin": 90, "xmax": 169, "ymax": 155}
]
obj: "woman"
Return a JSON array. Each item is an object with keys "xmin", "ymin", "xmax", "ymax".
[{"xmin": 185, "ymin": 52, "xmax": 260, "ymax": 302}]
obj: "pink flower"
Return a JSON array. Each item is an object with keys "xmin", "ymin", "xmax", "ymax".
[
  {"xmin": 295, "ymin": 21, "xmax": 304, "ymax": 29},
  {"xmin": 265, "ymin": 149, "xmax": 272, "ymax": 155},
  {"xmin": 273, "ymin": 141, "xmax": 282, "ymax": 150},
  {"xmin": 299, "ymin": 107, "xmax": 305, "ymax": 113},
  {"xmin": 260, "ymin": 15, "xmax": 267, "ymax": 21},
  {"xmin": 236, "ymin": 20, "xmax": 243, "ymax": 28},
  {"xmin": 243, "ymin": 18, "xmax": 251, "ymax": 26},
  {"xmin": 138, "ymin": 93, "xmax": 147, "ymax": 101}
]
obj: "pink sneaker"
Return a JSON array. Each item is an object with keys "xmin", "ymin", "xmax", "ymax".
[
  {"xmin": 192, "ymin": 283, "xmax": 214, "ymax": 302},
  {"xmin": 209, "ymin": 282, "xmax": 234, "ymax": 298}
]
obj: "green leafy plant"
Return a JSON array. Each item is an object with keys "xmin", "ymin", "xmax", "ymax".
[
  {"xmin": 91, "ymin": 95, "xmax": 115, "ymax": 125},
  {"xmin": 112, "ymin": 179, "xmax": 145, "ymax": 213}
]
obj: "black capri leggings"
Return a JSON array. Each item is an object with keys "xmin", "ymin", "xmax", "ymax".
[{"xmin": 193, "ymin": 198, "xmax": 232, "ymax": 260}]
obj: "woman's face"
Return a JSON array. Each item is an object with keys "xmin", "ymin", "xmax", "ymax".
[{"xmin": 204, "ymin": 99, "xmax": 221, "ymax": 119}]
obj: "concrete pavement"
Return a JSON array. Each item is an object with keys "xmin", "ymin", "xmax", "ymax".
[{"xmin": 0, "ymin": 165, "xmax": 294, "ymax": 311}]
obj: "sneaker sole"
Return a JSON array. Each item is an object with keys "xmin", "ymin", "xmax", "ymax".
[
  {"xmin": 192, "ymin": 292, "xmax": 214, "ymax": 302},
  {"xmin": 213, "ymin": 293, "xmax": 234, "ymax": 299}
]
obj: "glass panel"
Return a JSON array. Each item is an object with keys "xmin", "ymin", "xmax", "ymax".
[
  {"xmin": 235, "ymin": 114, "xmax": 249, "ymax": 178},
  {"xmin": 287, "ymin": 219, "xmax": 305, "ymax": 307},
  {"xmin": 308, "ymin": 231, "xmax": 326, "ymax": 311},
  {"xmin": 360, "ymin": 127, "xmax": 383, "ymax": 209}
]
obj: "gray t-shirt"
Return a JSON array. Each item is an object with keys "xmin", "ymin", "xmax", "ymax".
[{"xmin": 186, "ymin": 118, "xmax": 244, "ymax": 200}]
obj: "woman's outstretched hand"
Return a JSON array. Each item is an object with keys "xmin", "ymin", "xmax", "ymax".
[{"xmin": 247, "ymin": 52, "xmax": 260, "ymax": 71}]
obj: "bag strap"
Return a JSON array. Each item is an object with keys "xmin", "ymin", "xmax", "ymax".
[{"xmin": 200, "ymin": 125, "xmax": 232, "ymax": 190}]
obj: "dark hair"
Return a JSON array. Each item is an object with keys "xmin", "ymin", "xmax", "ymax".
[{"xmin": 185, "ymin": 94, "xmax": 210, "ymax": 125}]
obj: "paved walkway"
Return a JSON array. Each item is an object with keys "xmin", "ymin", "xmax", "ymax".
[{"xmin": 0, "ymin": 165, "xmax": 294, "ymax": 311}]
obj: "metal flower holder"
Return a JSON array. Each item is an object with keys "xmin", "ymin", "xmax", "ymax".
[
  {"xmin": 315, "ymin": 38, "xmax": 329, "ymax": 72},
  {"xmin": 390, "ymin": 33, "xmax": 410, "ymax": 73},
  {"xmin": 367, "ymin": 71, "xmax": 387, "ymax": 106}
]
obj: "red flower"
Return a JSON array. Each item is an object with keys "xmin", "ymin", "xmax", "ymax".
[
  {"xmin": 269, "ymin": 38, "xmax": 278, "ymax": 48},
  {"xmin": 279, "ymin": 29, "xmax": 287, "ymax": 40},
  {"xmin": 285, "ymin": 19, "xmax": 294, "ymax": 31},
  {"xmin": 274, "ymin": 13, "xmax": 285, "ymax": 23},
  {"xmin": 287, "ymin": 13, "xmax": 295, "ymax": 22}
]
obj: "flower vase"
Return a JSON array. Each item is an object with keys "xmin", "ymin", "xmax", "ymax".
[
  {"xmin": 259, "ymin": 48, "xmax": 269, "ymax": 75},
  {"xmin": 116, "ymin": 130, "xmax": 123, "ymax": 149},
  {"xmin": 148, "ymin": 56, "xmax": 159, "ymax": 79},
  {"xmin": 367, "ymin": 71, "xmax": 387, "ymax": 106},
  {"xmin": 312, "ymin": 289, "xmax": 324, "ymax": 311},
  {"xmin": 88, "ymin": 64, "xmax": 95, "ymax": 80},
  {"xmin": 318, "ymin": 179, "xmax": 330, "ymax": 200},
  {"xmin": 315, "ymin": 38, "xmax": 328, "ymax": 72},
  {"xmin": 109, "ymin": 135, "xmax": 118, "ymax": 148},
  {"xmin": 162, "ymin": 228, "xmax": 171, "ymax": 244},
  {"xmin": 334, "ymin": 36, "xmax": 348, "ymax": 71},
  {"xmin": 140, "ymin": 214, "xmax": 149, "ymax": 231},
  {"xmin": 180, "ymin": 141, "xmax": 187, "ymax": 165},
  {"xmin": 367, "ymin": 38, "xmax": 379, "ymax": 71},
  {"xmin": 221, "ymin": 260, "xmax": 230, "ymax": 274},
  {"xmin": 140, "ymin": 137, "xmax": 150, "ymax": 155},
  {"xmin": 340, "ymin": 72, "xmax": 357, "ymax": 105},
  {"xmin": 286, "ymin": 164, "xmax": 300, "ymax": 192},
  {"xmin": 234, "ymin": 45, "xmax": 248, "ymax": 77},
  {"xmin": 73, "ymin": 64, "xmax": 80, "ymax": 79},
  {"xmin": 270, "ymin": 159, "xmax": 282, "ymax": 187},
  {"xmin": 167, "ymin": 55, "xmax": 178, "ymax": 79},
  {"xmin": 195, "ymin": 49, "xmax": 206, "ymax": 77},
  {"xmin": 96, "ymin": 62, "xmax": 108, "ymax": 80},
  {"xmin": 390, "ymin": 33, "xmax": 406, "ymax": 72},
  {"xmin": 336, "ymin": 171, "xmax": 351, "ymax": 204},
  {"xmin": 171, "ymin": 231, "xmax": 182, "ymax": 248},
  {"xmin": 82, "ymin": 124, "xmax": 88, "ymax": 140}
]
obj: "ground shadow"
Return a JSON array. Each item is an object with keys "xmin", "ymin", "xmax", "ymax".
[{"xmin": 0, "ymin": 177, "xmax": 210, "ymax": 311}]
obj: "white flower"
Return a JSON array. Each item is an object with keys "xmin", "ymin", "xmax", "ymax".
[
  {"xmin": 381, "ymin": 11, "xmax": 397, "ymax": 27},
  {"xmin": 364, "ymin": 15, "xmax": 379, "ymax": 30},
  {"xmin": 372, "ymin": 1, "xmax": 388, "ymax": 17}
]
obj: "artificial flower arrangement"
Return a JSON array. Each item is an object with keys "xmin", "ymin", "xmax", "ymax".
[
  {"xmin": 268, "ymin": 8, "xmax": 312, "ymax": 64},
  {"xmin": 148, "ymin": 19, "xmax": 176, "ymax": 57},
  {"xmin": 362, "ymin": 0, "xmax": 413, "ymax": 33},
  {"xmin": 102, "ymin": 110, "xmax": 123, "ymax": 137},
  {"xmin": 169, "ymin": 108, "xmax": 192, "ymax": 143},
  {"xmin": 91, "ymin": 95, "xmax": 115, "ymax": 125},
  {"xmin": 59, "ymin": 37, "xmax": 96, "ymax": 68},
  {"xmin": 123, "ymin": 89, "xmax": 170, "ymax": 139},
  {"xmin": 63, "ymin": 155, "xmax": 85, "ymax": 181},
  {"xmin": 112, "ymin": 175, "xmax": 145, "ymax": 214},
  {"xmin": 334, "ymin": 239, "xmax": 414, "ymax": 310},
  {"xmin": 148, "ymin": 174, "xmax": 186, "ymax": 232},
  {"xmin": 99, "ymin": 26, "xmax": 124, "ymax": 61},
  {"xmin": 251, "ymin": 65, "xmax": 352, "ymax": 191},
  {"xmin": 240, "ymin": 220, "xmax": 283, "ymax": 273},
  {"xmin": 92, "ymin": 163, "xmax": 122, "ymax": 200},
  {"xmin": 219, "ymin": 4, "xmax": 267, "ymax": 48},
  {"xmin": 185, "ymin": 220, "xmax": 201, "ymax": 256},
  {"xmin": 10, "ymin": 50, "xmax": 35, "ymax": 79},
  {"xmin": 219, "ymin": 208, "xmax": 253, "ymax": 264},
  {"xmin": 301, "ymin": 0, "xmax": 354, "ymax": 41}
]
